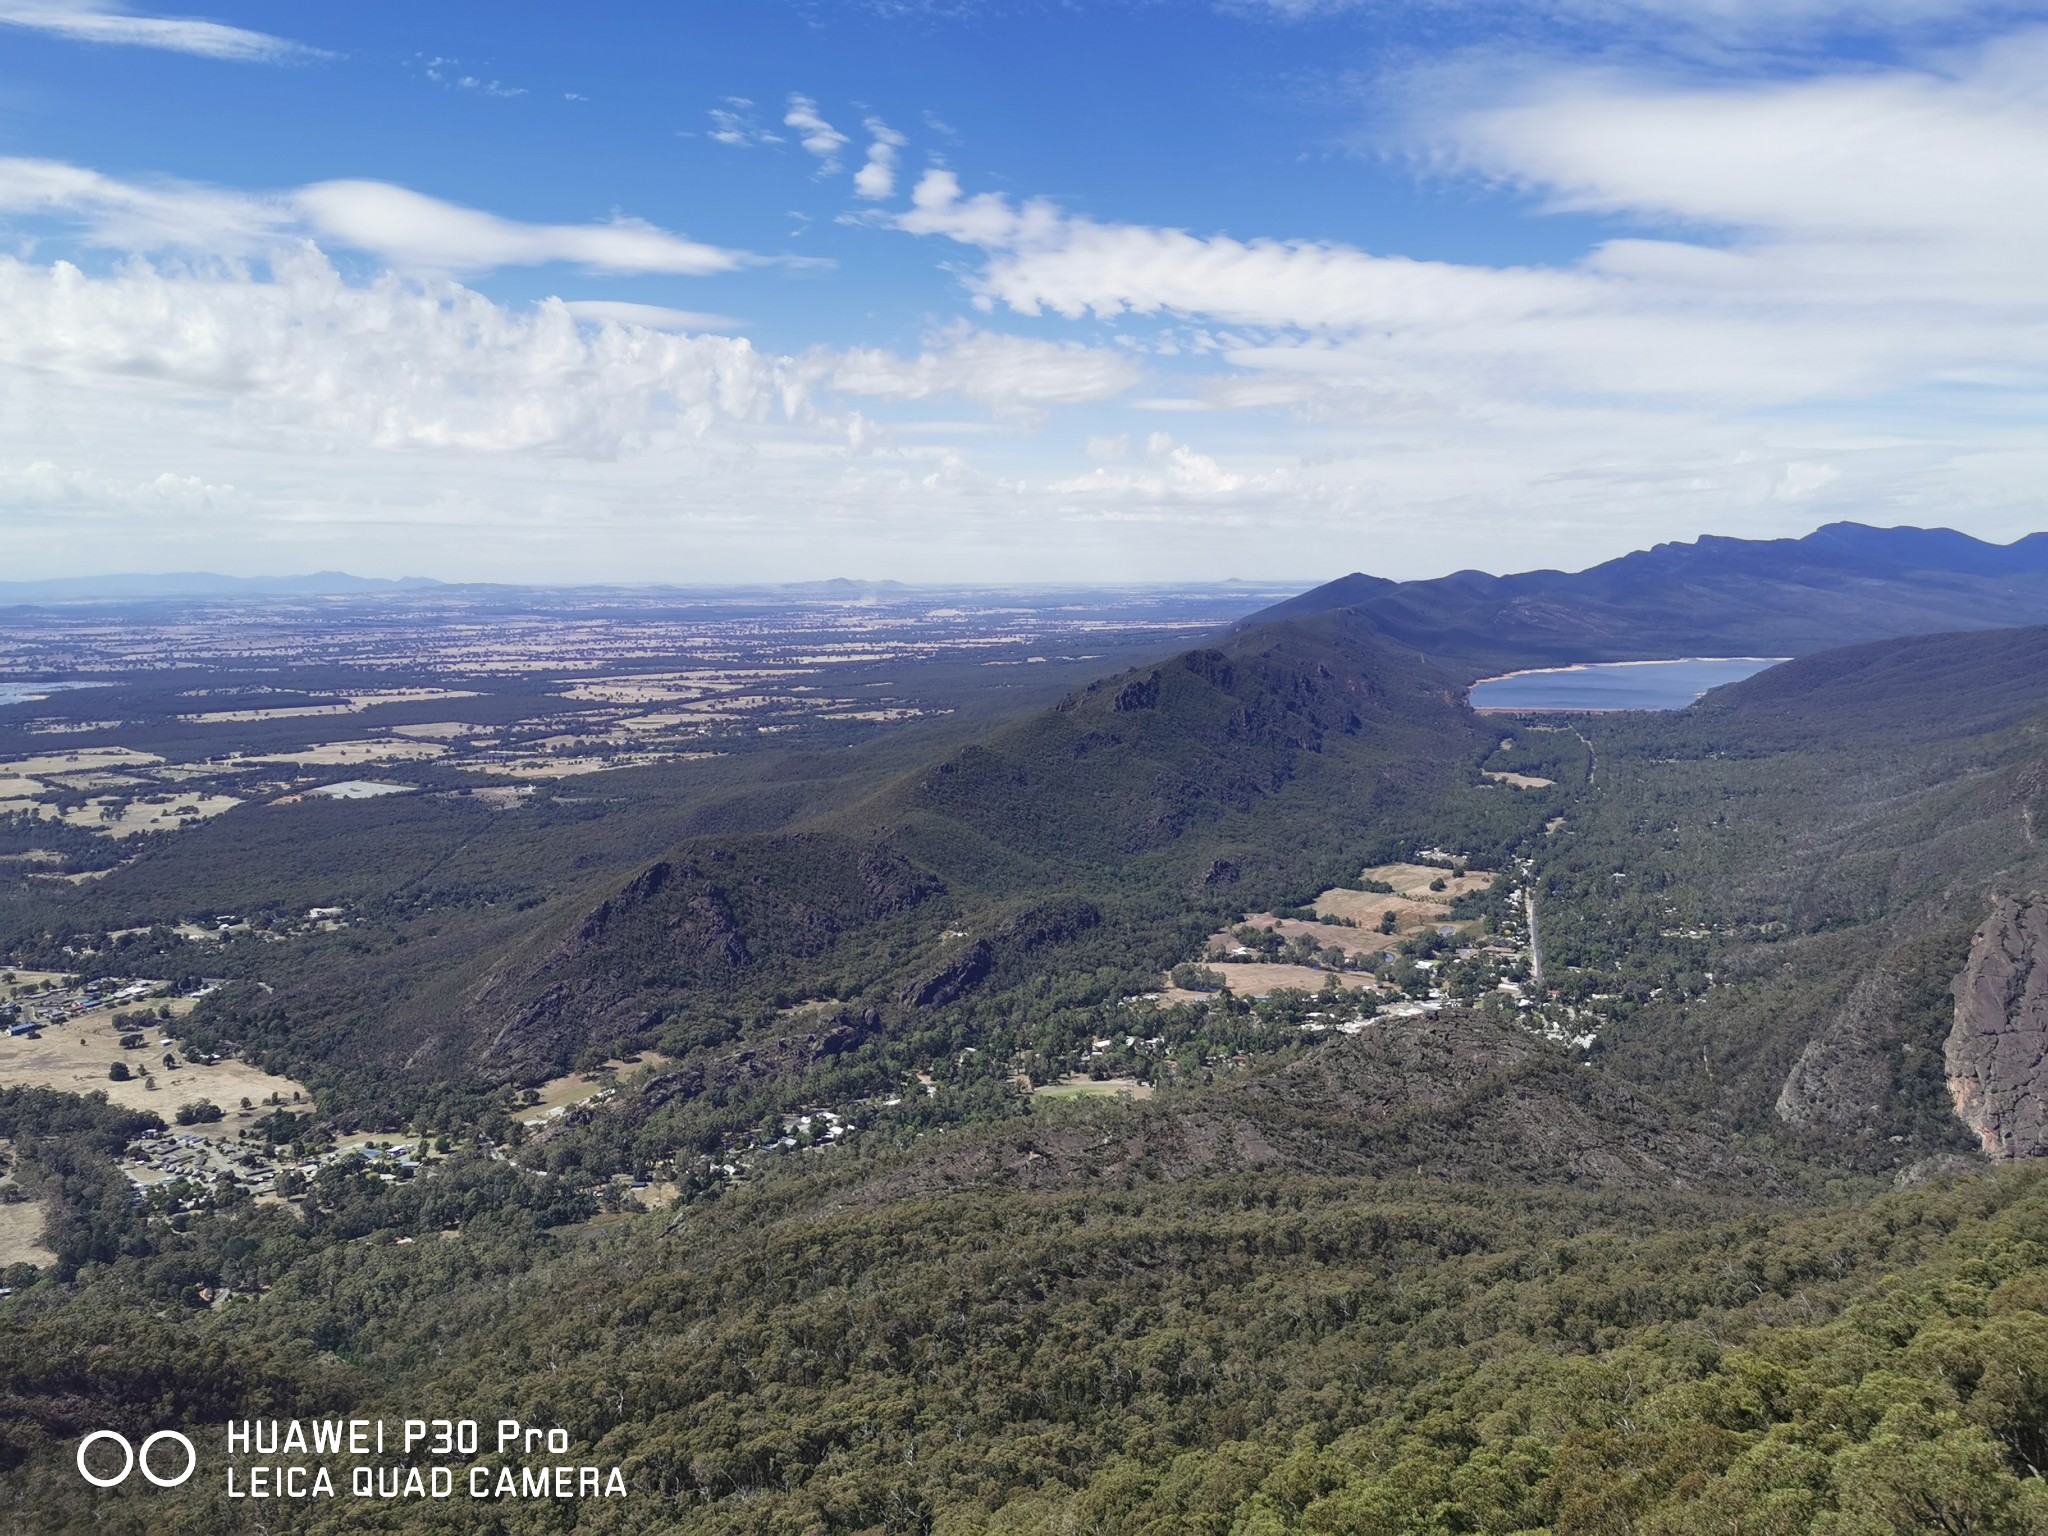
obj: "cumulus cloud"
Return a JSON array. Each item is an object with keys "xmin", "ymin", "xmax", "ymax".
[
  {"xmin": 1049, "ymin": 435, "xmax": 1253, "ymax": 497},
  {"xmin": 784, "ymin": 95, "xmax": 850, "ymax": 173},
  {"xmin": 0, "ymin": 459, "xmax": 240, "ymax": 512},
  {"xmin": 0, "ymin": 157, "xmax": 757, "ymax": 276},
  {"xmin": 0, "ymin": 239, "xmax": 1160, "ymax": 579},
  {"xmin": 0, "ymin": 249, "xmax": 1135, "ymax": 464},
  {"xmin": 0, "ymin": 252, "xmax": 782, "ymax": 455},
  {"xmin": 0, "ymin": 0, "xmax": 318, "ymax": 61},
  {"xmin": 853, "ymin": 118, "xmax": 908, "ymax": 199}
]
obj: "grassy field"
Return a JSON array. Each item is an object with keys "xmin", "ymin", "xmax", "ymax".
[
  {"xmin": 1483, "ymin": 769, "xmax": 1556, "ymax": 788},
  {"xmin": 513, "ymin": 1052, "xmax": 671, "ymax": 1124},
  {"xmin": 0, "ymin": 1141, "xmax": 52, "ymax": 1268},
  {"xmin": 0, "ymin": 998, "xmax": 308, "ymax": 1125},
  {"xmin": 1359, "ymin": 861, "xmax": 1494, "ymax": 900},
  {"xmin": 1029, "ymin": 1074, "xmax": 1153, "ymax": 1100}
]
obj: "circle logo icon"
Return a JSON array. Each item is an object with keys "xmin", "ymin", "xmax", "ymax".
[{"xmin": 75, "ymin": 1430, "xmax": 196, "ymax": 1488}]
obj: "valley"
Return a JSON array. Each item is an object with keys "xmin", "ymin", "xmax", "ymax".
[{"xmin": 3, "ymin": 527, "xmax": 2048, "ymax": 1534}]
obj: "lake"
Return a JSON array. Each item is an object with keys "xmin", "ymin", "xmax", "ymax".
[
  {"xmin": 0, "ymin": 680, "xmax": 109, "ymax": 707},
  {"xmin": 1468, "ymin": 657, "xmax": 1786, "ymax": 712}
]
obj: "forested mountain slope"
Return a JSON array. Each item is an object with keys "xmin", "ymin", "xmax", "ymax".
[
  {"xmin": 205, "ymin": 608, "xmax": 1530, "ymax": 1086},
  {"xmin": 1250, "ymin": 522, "xmax": 2048, "ymax": 669},
  {"xmin": 1534, "ymin": 624, "xmax": 2048, "ymax": 1175}
]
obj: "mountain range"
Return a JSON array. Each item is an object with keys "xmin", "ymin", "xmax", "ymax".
[{"xmin": 1251, "ymin": 521, "xmax": 2048, "ymax": 668}]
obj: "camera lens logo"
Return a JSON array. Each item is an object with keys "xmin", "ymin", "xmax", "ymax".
[{"xmin": 75, "ymin": 1430, "xmax": 197, "ymax": 1488}]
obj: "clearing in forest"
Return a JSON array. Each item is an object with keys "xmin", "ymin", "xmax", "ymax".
[
  {"xmin": 0, "ymin": 1195, "xmax": 52, "ymax": 1269},
  {"xmin": 1358, "ymin": 863, "xmax": 1494, "ymax": 902},
  {"xmin": 1159, "ymin": 963, "xmax": 1382, "ymax": 1005},
  {"xmin": 1171, "ymin": 859, "xmax": 1497, "ymax": 999},
  {"xmin": 0, "ymin": 998, "xmax": 309, "ymax": 1130},
  {"xmin": 1031, "ymin": 1076, "xmax": 1154, "ymax": 1100},
  {"xmin": 515, "ymin": 1052, "xmax": 671, "ymax": 1123}
]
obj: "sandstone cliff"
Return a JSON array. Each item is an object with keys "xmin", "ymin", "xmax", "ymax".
[{"xmin": 1948, "ymin": 895, "xmax": 2048, "ymax": 1158}]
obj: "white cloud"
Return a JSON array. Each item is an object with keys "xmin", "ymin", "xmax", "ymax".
[
  {"xmin": 837, "ymin": 30, "xmax": 2048, "ymax": 571},
  {"xmin": 707, "ymin": 99, "xmax": 782, "ymax": 149},
  {"xmin": 897, "ymin": 168, "xmax": 1595, "ymax": 330},
  {"xmin": 1438, "ymin": 42, "xmax": 2048, "ymax": 256},
  {"xmin": 895, "ymin": 32, "xmax": 2048, "ymax": 415},
  {"xmin": 853, "ymin": 118, "xmax": 907, "ymax": 199},
  {"xmin": 0, "ymin": 0, "xmax": 317, "ymax": 61},
  {"xmin": 293, "ymin": 181, "xmax": 745, "ymax": 275},
  {"xmin": 825, "ymin": 326, "xmax": 1142, "ymax": 421},
  {"xmin": 0, "ymin": 251, "xmax": 783, "ymax": 455},
  {"xmin": 419, "ymin": 58, "xmax": 523, "ymax": 97},
  {"xmin": 560, "ymin": 300, "xmax": 743, "ymax": 332},
  {"xmin": 1233, "ymin": 0, "xmax": 2032, "ymax": 49},
  {"xmin": 0, "ymin": 156, "xmax": 286, "ymax": 253},
  {"xmin": 0, "ymin": 243, "xmax": 1161, "ymax": 580},
  {"xmin": 0, "ymin": 250, "xmax": 1134, "ymax": 463},
  {"xmin": 0, "ymin": 459, "xmax": 240, "ymax": 512},
  {"xmin": 1049, "ymin": 436, "xmax": 1252, "ymax": 497},
  {"xmin": 9, "ymin": 31, "xmax": 2048, "ymax": 582},
  {"xmin": 0, "ymin": 157, "xmax": 758, "ymax": 276},
  {"xmin": 784, "ymin": 95, "xmax": 850, "ymax": 173}
]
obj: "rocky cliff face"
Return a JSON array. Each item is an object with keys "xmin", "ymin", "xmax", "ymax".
[
  {"xmin": 1948, "ymin": 896, "xmax": 2048, "ymax": 1158},
  {"xmin": 1776, "ymin": 967, "xmax": 1902, "ymax": 1135}
]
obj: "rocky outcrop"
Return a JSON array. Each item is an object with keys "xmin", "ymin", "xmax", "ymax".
[
  {"xmin": 1894, "ymin": 1152, "xmax": 1980, "ymax": 1188},
  {"xmin": 1948, "ymin": 896, "xmax": 2048, "ymax": 1159},
  {"xmin": 1775, "ymin": 968, "xmax": 1903, "ymax": 1133},
  {"xmin": 901, "ymin": 940, "xmax": 992, "ymax": 1009}
]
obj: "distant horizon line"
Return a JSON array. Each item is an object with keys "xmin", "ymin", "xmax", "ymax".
[
  {"xmin": 5, "ymin": 519, "xmax": 2044, "ymax": 600},
  {"xmin": 0, "ymin": 570, "xmax": 1317, "ymax": 597}
]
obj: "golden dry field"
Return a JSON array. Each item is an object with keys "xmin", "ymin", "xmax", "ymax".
[{"xmin": 0, "ymin": 1000, "xmax": 310, "ymax": 1127}]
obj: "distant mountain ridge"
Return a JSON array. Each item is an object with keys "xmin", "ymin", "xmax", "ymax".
[{"xmin": 1247, "ymin": 522, "xmax": 2048, "ymax": 671}]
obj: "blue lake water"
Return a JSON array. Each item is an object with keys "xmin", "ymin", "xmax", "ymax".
[
  {"xmin": 1468, "ymin": 658, "xmax": 1786, "ymax": 712},
  {"xmin": 0, "ymin": 680, "xmax": 109, "ymax": 707}
]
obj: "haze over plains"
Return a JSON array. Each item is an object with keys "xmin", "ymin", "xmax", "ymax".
[{"xmin": 2, "ymin": 0, "xmax": 2044, "ymax": 584}]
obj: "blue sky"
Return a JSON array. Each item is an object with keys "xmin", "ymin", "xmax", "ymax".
[{"xmin": 1, "ymin": 0, "xmax": 2045, "ymax": 583}]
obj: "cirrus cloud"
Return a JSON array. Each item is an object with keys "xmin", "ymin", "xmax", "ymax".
[
  {"xmin": 0, "ymin": 0, "xmax": 320, "ymax": 60},
  {"xmin": 0, "ymin": 156, "xmax": 765, "ymax": 276}
]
